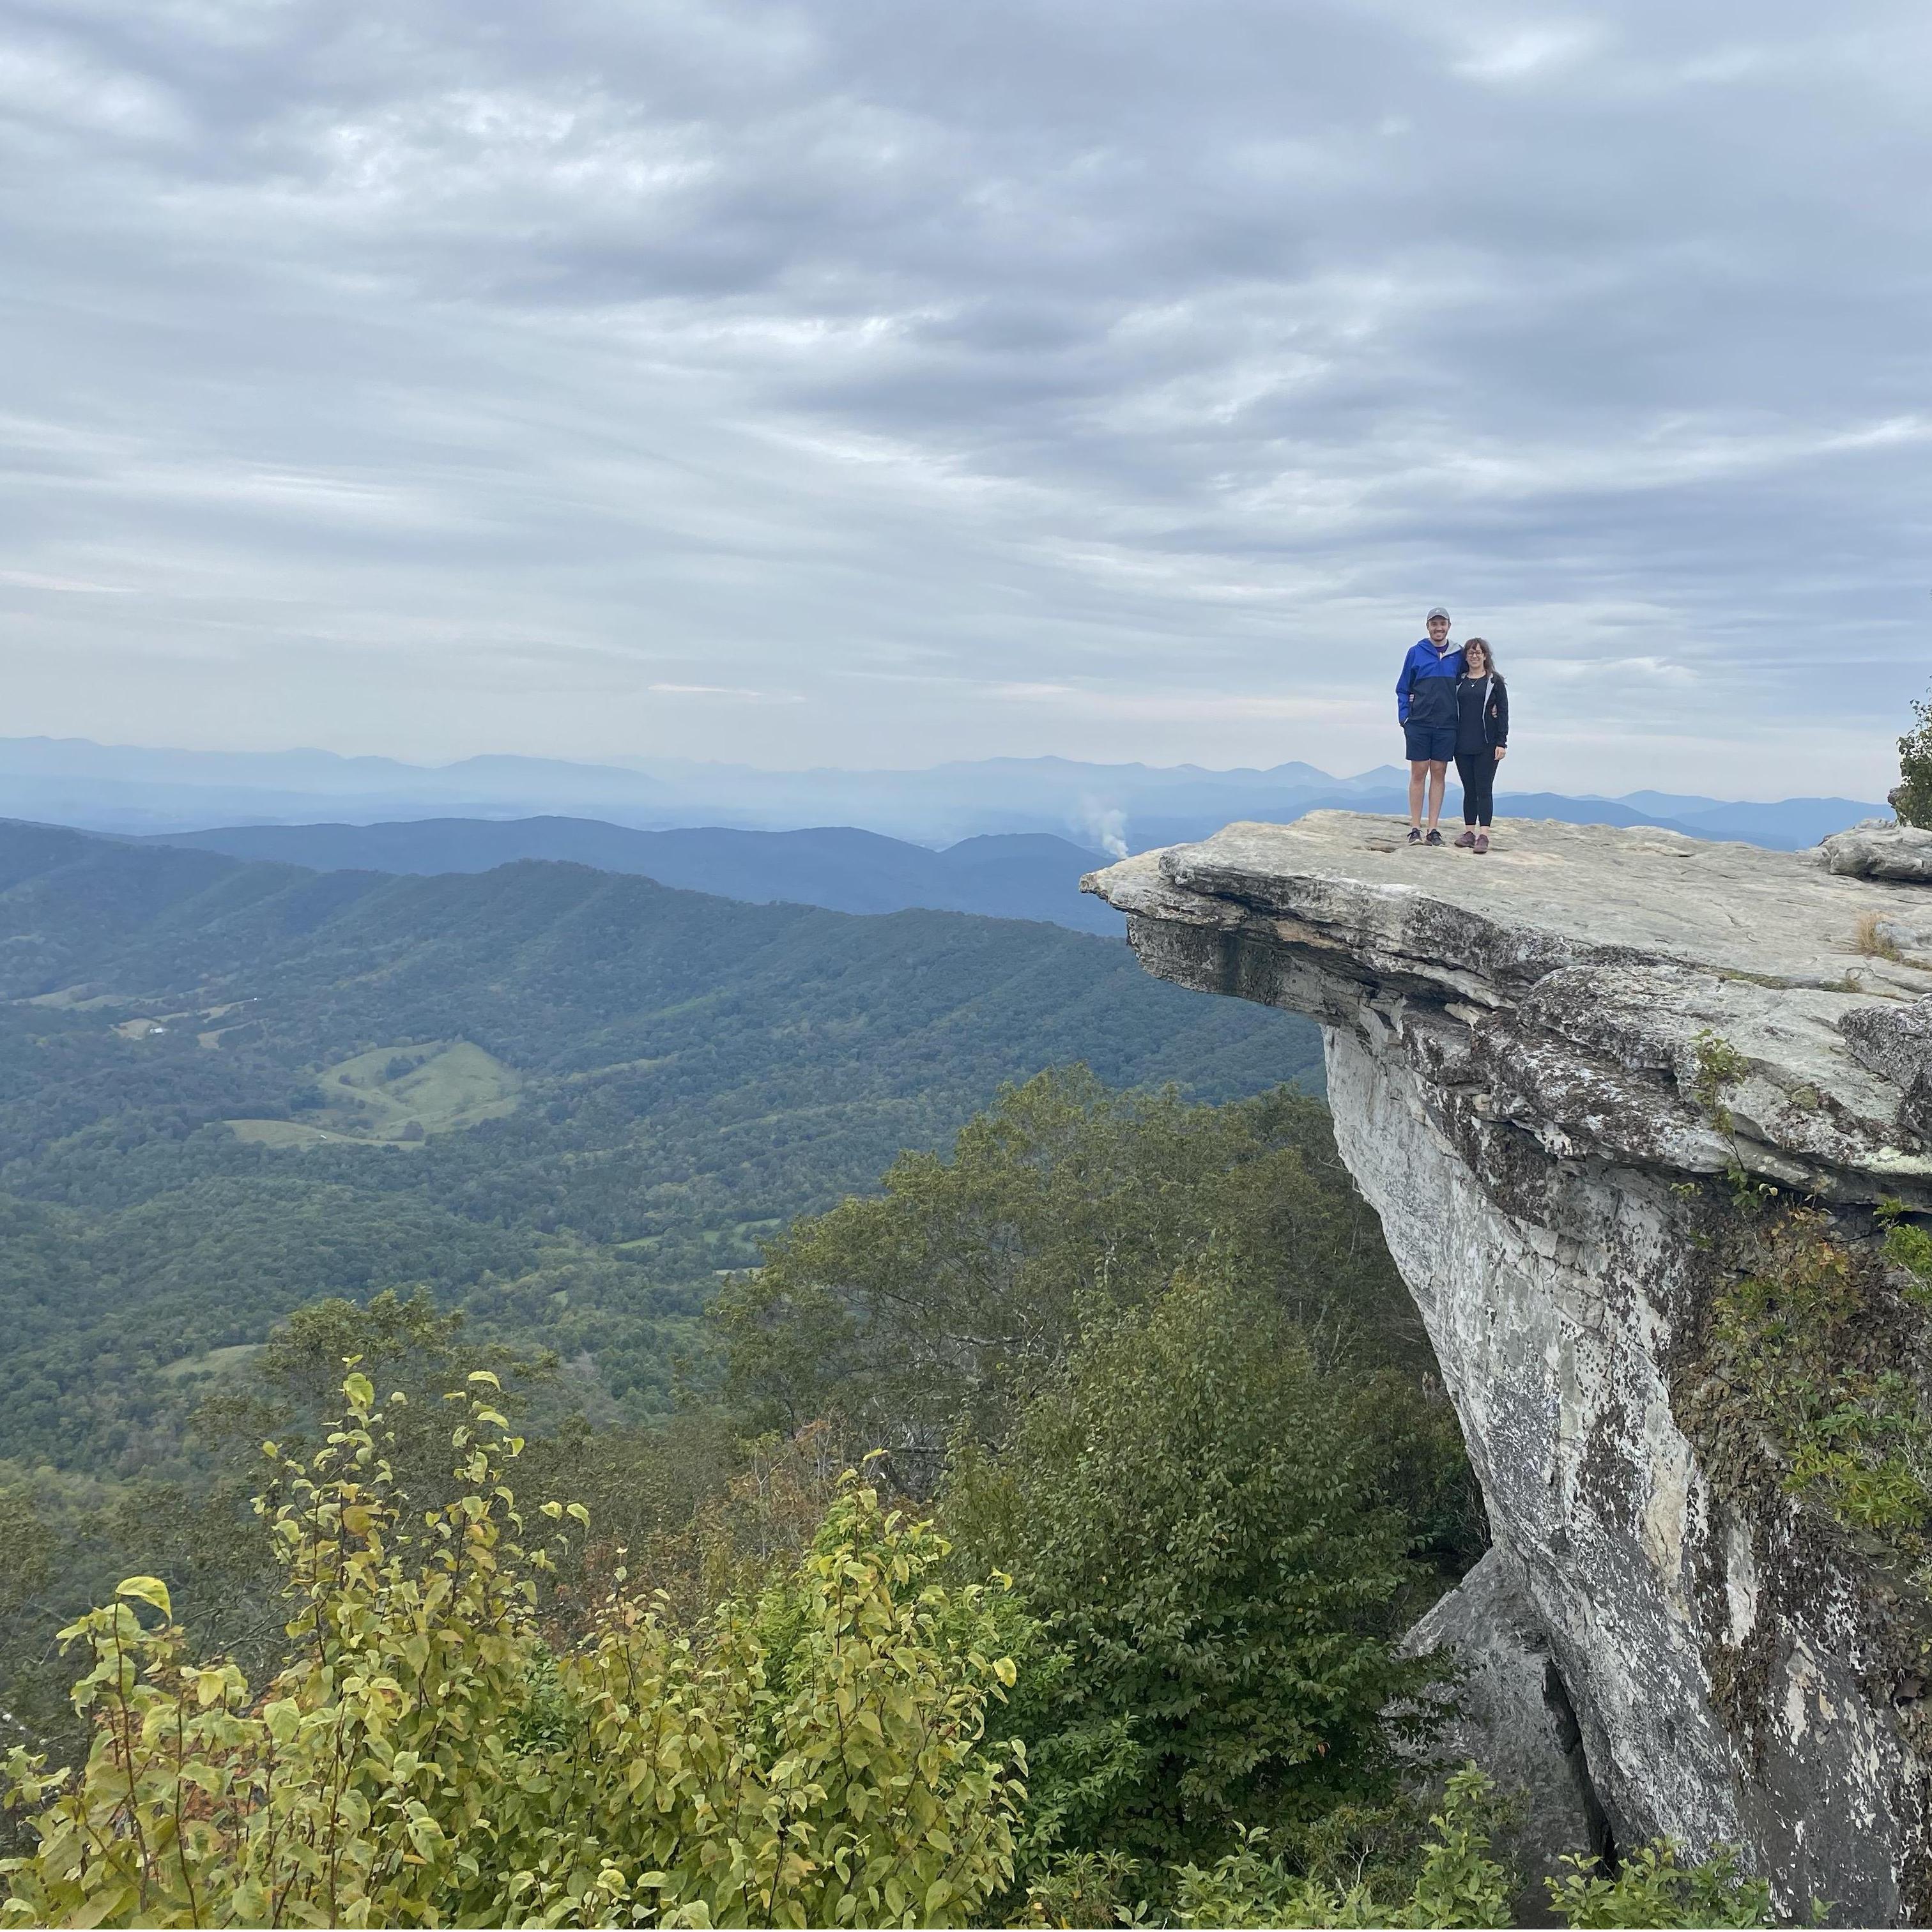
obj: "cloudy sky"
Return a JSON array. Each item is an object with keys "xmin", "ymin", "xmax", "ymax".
[{"xmin": 1, "ymin": 0, "xmax": 1927, "ymax": 795}]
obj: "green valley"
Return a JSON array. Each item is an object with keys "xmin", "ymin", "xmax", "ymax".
[{"xmin": 0, "ymin": 821, "xmax": 1320, "ymax": 1474}]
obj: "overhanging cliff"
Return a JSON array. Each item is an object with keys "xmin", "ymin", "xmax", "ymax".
[{"xmin": 1087, "ymin": 811, "xmax": 1932, "ymax": 1925}]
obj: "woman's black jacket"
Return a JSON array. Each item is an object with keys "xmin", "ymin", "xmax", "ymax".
[{"xmin": 1459, "ymin": 674, "xmax": 1509, "ymax": 749}]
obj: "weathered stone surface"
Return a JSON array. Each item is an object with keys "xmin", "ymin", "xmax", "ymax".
[
  {"xmin": 1403, "ymin": 1546, "xmax": 1610, "ymax": 1919},
  {"xmin": 1818, "ymin": 820, "xmax": 1932, "ymax": 882},
  {"xmin": 1085, "ymin": 812, "xmax": 1932, "ymax": 1924},
  {"xmin": 1843, "ymin": 997, "xmax": 1932, "ymax": 1141}
]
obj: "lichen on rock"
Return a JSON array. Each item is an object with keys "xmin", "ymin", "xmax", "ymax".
[{"xmin": 1086, "ymin": 811, "xmax": 1932, "ymax": 1925}]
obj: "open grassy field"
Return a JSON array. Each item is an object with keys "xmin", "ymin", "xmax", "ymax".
[
  {"xmin": 326, "ymin": 1039, "xmax": 523, "ymax": 1133},
  {"xmin": 226, "ymin": 1038, "xmax": 523, "ymax": 1146},
  {"xmin": 226, "ymin": 1118, "xmax": 347, "ymax": 1148},
  {"xmin": 157, "ymin": 1342, "xmax": 263, "ymax": 1382}
]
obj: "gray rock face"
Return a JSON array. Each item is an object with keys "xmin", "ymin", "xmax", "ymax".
[
  {"xmin": 1402, "ymin": 1546, "xmax": 1610, "ymax": 1917},
  {"xmin": 1085, "ymin": 813, "xmax": 1932, "ymax": 1924},
  {"xmin": 1818, "ymin": 820, "xmax": 1932, "ymax": 882}
]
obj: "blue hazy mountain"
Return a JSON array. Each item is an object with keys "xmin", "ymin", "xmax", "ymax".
[
  {"xmin": 150, "ymin": 820, "xmax": 1124, "ymax": 935},
  {"xmin": 1607, "ymin": 793, "xmax": 1884, "ymax": 849},
  {"xmin": 0, "ymin": 737, "xmax": 1883, "ymax": 857},
  {"xmin": 0, "ymin": 740, "xmax": 1411, "ymax": 841},
  {"xmin": 0, "ymin": 740, "xmax": 674, "ymax": 837}
]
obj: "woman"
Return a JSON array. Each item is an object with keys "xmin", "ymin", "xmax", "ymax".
[{"xmin": 1453, "ymin": 638, "xmax": 1508, "ymax": 853}]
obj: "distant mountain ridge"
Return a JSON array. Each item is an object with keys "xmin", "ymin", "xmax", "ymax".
[
  {"xmin": 148, "ymin": 820, "xmax": 1125, "ymax": 935},
  {"xmin": 0, "ymin": 735, "xmax": 1882, "ymax": 855}
]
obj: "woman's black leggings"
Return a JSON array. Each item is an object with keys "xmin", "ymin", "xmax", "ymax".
[{"xmin": 1456, "ymin": 749, "xmax": 1497, "ymax": 827}]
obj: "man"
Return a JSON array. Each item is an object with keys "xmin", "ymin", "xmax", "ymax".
[{"xmin": 1396, "ymin": 606, "xmax": 1463, "ymax": 846}]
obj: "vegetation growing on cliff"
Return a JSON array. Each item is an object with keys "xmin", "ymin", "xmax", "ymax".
[
  {"xmin": 1702, "ymin": 1202, "xmax": 1932, "ymax": 1565},
  {"xmin": 1678, "ymin": 1028, "xmax": 1932, "ymax": 1561},
  {"xmin": 1690, "ymin": 1030, "xmax": 1751, "ymax": 1139}
]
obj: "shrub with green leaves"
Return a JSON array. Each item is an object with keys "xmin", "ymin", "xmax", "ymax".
[
  {"xmin": 1, "ymin": 1375, "xmax": 1025, "ymax": 1928},
  {"xmin": 1015, "ymin": 1770, "xmax": 1777, "ymax": 1929},
  {"xmin": 1160, "ymin": 1768, "xmax": 1512, "ymax": 1929},
  {"xmin": 944, "ymin": 1270, "xmax": 1452, "ymax": 1878},
  {"xmin": 1545, "ymin": 1840, "xmax": 1773, "ymax": 1929}
]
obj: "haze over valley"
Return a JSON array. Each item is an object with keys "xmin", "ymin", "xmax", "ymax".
[{"xmin": 3, "ymin": 736, "xmax": 1883, "ymax": 847}]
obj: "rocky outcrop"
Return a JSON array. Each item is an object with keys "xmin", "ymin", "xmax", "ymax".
[
  {"xmin": 1817, "ymin": 820, "xmax": 1932, "ymax": 882},
  {"xmin": 1085, "ymin": 813, "xmax": 1932, "ymax": 1924}
]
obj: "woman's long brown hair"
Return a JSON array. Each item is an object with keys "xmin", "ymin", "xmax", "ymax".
[{"xmin": 1464, "ymin": 638, "xmax": 1499, "ymax": 675}]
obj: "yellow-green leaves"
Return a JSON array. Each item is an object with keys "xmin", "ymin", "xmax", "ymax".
[
  {"xmin": 114, "ymin": 1575, "xmax": 171, "ymax": 1620},
  {"xmin": 3, "ymin": 1389, "xmax": 1022, "ymax": 1930}
]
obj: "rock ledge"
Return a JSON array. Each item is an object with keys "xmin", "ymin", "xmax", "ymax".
[{"xmin": 1087, "ymin": 811, "xmax": 1932, "ymax": 1924}]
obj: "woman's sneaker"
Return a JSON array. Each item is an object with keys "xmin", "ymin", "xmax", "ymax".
[
  {"xmin": 1454, "ymin": 829, "xmax": 1476, "ymax": 848},
  {"xmin": 1425, "ymin": 829, "xmax": 1445, "ymax": 847},
  {"xmin": 1407, "ymin": 827, "xmax": 1423, "ymax": 845},
  {"xmin": 1475, "ymin": 832, "xmax": 1491, "ymax": 854}
]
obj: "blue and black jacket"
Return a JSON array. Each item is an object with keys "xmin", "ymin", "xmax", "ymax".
[{"xmin": 1396, "ymin": 640, "xmax": 1466, "ymax": 728}]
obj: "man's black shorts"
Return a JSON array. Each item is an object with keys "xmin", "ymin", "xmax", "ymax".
[{"xmin": 1404, "ymin": 724, "xmax": 1456, "ymax": 763}]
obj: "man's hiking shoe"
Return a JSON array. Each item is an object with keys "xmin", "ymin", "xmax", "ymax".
[
  {"xmin": 1454, "ymin": 829, "xmax": 1476, "ymax": 848},
  {"xmin": 1407, "ymin": 827, "xmax": 1423, "ymax": 845},
  {"xmin": 1425, "ymin": 829, "xmax": 1445, "ymax": 847},
  {"xmin": 1475, "ymin": 832, "xmax": 1491, "ymax": 854}
]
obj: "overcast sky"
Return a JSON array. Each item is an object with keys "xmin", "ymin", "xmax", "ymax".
[{"xmin": 1, "ymin": 0, "xmax": 1927, "ymax": 795}]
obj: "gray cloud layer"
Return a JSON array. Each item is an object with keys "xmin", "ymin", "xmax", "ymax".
[{"xmin": 2, "ymin": 0, "xmax": 1927, "ymax": 792}]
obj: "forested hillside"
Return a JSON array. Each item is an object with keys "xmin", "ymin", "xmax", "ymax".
[{"xmin": 0, "ymin": 820, "xmax": 1318, "ymax": 1473}]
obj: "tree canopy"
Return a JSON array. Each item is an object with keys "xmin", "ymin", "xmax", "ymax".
[
  {"xmin": 716, "ymin": 1070, "xmax": 1429, "ymax": 1487},
  {"xmin": 942, "ymin": 1270, "xmax": 1454, "ymax": 1875}
]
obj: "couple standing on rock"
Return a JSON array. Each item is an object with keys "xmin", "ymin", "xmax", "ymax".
[{"xmin": 1397, "ymin": 606, "xmax": 1509, "ymax": 852}]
